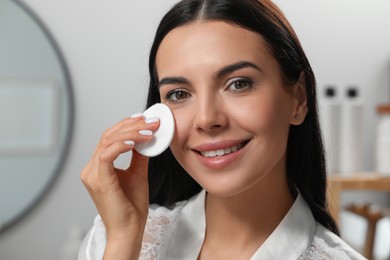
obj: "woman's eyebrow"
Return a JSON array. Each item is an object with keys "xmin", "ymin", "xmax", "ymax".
[
  {"xmin": 215, "ymin": 61, "xmax": 261, "ymax": 79},
  {"xmin": 158, "ymin": 76, "xmax": 189, "ymax": 89},
  {"xmin": 158, "ymin": 61, "xmax": 260, "ymax": 88}
]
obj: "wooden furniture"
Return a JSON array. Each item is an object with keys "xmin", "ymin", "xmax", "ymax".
[
  {"xmin": 345, "ymin": 203, "xmax": 386, "ymax": 259},
  {"xmin": 327, "ymin": 173, "xmax": 390, "ymax": 223},
  {"xmin": 327, "ymin": 173, "xmax": 390, "ymax": 258}
]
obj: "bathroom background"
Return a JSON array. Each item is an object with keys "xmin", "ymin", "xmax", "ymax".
[{"xmin": 0, "ymin": 0, "xmax": 389, "ymax": 259}]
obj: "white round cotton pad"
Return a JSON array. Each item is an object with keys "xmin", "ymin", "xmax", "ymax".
[{"xmin": 134, "ymin": 103, "xmax": 175, "ymax": 157}]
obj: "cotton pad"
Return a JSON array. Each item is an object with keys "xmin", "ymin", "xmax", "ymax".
[{"xmin": 134, "ymin": 103, "xmax": 175, "ymax": 157}]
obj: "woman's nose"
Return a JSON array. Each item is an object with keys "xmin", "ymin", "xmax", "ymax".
[{"xmin": 193, "ymin": 95, "xmax": 228, "ymax": 133}]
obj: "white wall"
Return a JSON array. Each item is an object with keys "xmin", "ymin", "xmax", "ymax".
[
  {"xmin": 274, "ymin": 0, "xmax": 390, "ymax": 171},
  {"xmin": 0, "ymin": 1, "xmax": 389, "ymax": 259},
  {"xmin": 274, "ymin": 1, "xmax": 390, "ymax": 257}
]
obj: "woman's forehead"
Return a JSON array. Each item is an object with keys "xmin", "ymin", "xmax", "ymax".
[{"xmin": 155, "ymin": 21, "xmax": 275, "ymax": 75}]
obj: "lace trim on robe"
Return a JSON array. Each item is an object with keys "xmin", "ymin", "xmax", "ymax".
[
  {"xmin": 140, "ymin": 203, "xmax": 185, "ymax": 260},
  {"xmin": 139, "ymin": 206, "xmax": 354, "ymax": 260},
  {"xmin": 299, "ymin": 236, "xmax": 352, "ymax": 260}
]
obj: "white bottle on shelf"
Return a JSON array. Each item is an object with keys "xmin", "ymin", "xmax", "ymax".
[
  {"xmin": 376, "ymin": 104, "xmax": 390, "ymax": 175},
  {"xmin": 339, "ymin": 87, "xmax": 363, "ymax": 174},
  {"xmin": 319, "ymin": 86, "xmax": 340, "ymax": 174}
]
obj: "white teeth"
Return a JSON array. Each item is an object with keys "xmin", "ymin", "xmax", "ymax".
[
  {"xmin": 224, "ymin": 147, "xmax": 231, "ymax": 154},
  {"xmin": 200, "ymin": 143, "xmax": 242, "ymax": 158},
  {"xmin": 216, "ymin": 149, "xmax": 224, "ymax": 156}
]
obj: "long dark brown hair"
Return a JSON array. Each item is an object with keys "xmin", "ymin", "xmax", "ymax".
[{"xmin": 146, "ymin": 0, "xmax": 339, "ymax": 235}]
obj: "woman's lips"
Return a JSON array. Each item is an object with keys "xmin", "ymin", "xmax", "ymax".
[{"xmin": 191, "ymin": 139, "xmax": 251, "ymax": 170}]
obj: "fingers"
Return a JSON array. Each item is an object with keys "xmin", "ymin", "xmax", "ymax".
[
  {"xmin": 99, "ymin": 117, "xmax": 158, "ymax": 148},
  {"xmin": 80, "ymin": 114, "xmax": 158, "ymax": 245},
  {"xmin": 98, "ymin": 140, "xmax": 135, "ymax": 179},
  {"xmin": 127, "ymin": 149, "xmax": 150, "ymax": 177},
  {"xmin": 99, "ymin": 113, "xmax": 145, "ymax": 137},
  {"xmin": 82, "ymin": 115, "xmax": 160, "ymax": 189},
  {"xmin": 93, "ymin": 116, "xmax": 160, "ymax": 160}
]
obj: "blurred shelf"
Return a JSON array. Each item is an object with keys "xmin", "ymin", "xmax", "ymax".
[
  {"xmin": 327, "ymin": 172, "xmax": 390, "ymax": 223},
  {"xmin": 327, "ymin": 173, "xmax": 390, "ymax": 259}
]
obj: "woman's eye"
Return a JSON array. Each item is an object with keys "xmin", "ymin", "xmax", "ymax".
[
  {"xmin": 165, "ymin": 90, "xmax": 190, "ymax": 103},
  {"xmin": 227, "ymin": 79, "xmax": 254, "ymax": 92}
]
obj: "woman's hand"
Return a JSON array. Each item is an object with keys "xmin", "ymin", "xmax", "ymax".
[{"xmin": 81, "ymin": 115, "xmax": 159, "ymax": 259}]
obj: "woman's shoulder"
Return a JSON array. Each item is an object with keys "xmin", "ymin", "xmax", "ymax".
[
  {"xmin": 78, "ymin": 199, "xmax": 189, "ymax": 260},
  {"xmin": 299, "ymin": 224, "xmax": 367, "ymax": 260}
]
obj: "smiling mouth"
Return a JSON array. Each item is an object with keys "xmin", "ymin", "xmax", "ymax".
[{"xmin": 197, "ymin": 140, "xmax": 250, "ymax": 158}]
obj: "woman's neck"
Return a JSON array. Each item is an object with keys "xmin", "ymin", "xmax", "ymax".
[{"xmin": 199, "ymin": 169, "xmax": 295, "ymax": 259}]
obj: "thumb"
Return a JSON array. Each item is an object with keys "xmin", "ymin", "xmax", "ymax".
[{"xmin": 127, "ymin": 150, "xmax": 149, "ymax": 178}]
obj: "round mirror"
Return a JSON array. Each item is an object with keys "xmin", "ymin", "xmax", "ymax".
[{"xmin": 0, "ymin": 0, "xmax": 73, "ymax": 232}]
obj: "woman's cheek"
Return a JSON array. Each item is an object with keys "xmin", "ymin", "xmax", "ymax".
[
  {"xmin": 230, "ymin": 97, "xmax": 275, "ymax": 129},
  {"xmin": 170, "ymin": 108, "xmax": 193, "ymax": 151}
]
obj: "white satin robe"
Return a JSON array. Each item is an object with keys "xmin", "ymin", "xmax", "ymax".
[{"xmin": 78, "ymin": 190, "xmax": 366, "ymax": 260}]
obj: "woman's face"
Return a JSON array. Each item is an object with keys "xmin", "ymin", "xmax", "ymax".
[{"xmin": 156, "ymin": 21, "xmax": 305, "ymax": 197}]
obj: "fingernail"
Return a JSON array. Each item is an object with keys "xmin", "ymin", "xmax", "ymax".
[
  {"xmin": 124, "ymin": 140, "xmax": 135, "ymax": 146},
  {"xmin": 130, "ymin": 113, "xmax": 143, "ymax": 119},
  {"xmin": 145, "ymin": 117, "xmax": 160, "ymax": 124},
  {"xmin": 138, "ymin": 130, "xmax": 153, "ymax": 136}
]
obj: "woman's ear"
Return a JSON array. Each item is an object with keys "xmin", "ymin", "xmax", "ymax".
[{"xmin": 290, "ymin": 71, "xmax": 308, "ymax": 125}]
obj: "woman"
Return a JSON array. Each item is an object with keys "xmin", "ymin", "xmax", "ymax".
[{"xmin": 79, "ymin": 0, "xmax": 365, "ymax": 259}]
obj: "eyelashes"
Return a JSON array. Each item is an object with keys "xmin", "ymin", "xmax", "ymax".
[
  {"xmin": 163, "ymin": 77, "xmax": 255, "ymax": 104},
  {"xmin": 164, "ymin": 89, "xmax": 190, "ymax": 104},
  {"xmin": 226, "ymin": 78, "xmax": 254, "ymax": 92}
]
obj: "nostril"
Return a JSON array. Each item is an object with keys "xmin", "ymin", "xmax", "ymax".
[
  {"xmin": 194, "ymin": 113, "xmax": 228, "ymax": 131},
  {"xmin": 193, "ymin": 101, "xmax": 228, "ymax": 131},
  {"xmin": 196, "ymin": 123, "xmax": 224, "ymax": 132},
  {"xmin": 210, "ymin": 124, "xmax": 223, "ymax": 129}
]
